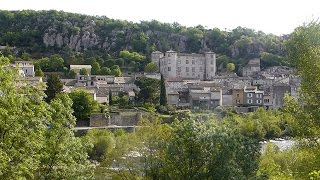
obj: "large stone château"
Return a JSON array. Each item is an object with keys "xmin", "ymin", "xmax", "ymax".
[{"xmin": 151, "ymin": 51, "xmax": 216, "ymax": 80}]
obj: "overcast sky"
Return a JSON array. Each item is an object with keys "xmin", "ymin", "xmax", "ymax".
[{"xmin": 1, "ymin": 0, "xmax": 320, "ymax": 35}]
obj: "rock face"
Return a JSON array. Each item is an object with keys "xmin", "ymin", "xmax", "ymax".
[{"xmin": 41, "ymin": 20, "xmax": 199, "ymax": 53}]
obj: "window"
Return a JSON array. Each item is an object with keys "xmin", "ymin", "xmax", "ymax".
[
  {"xmin": 168, "ymin": 67, "xmax": 171, "ymax": 71},
  {"xmin": 168, "ymin": 53, "xmax": 171, "ymax": 57},
  {"xmin": 200, "ymin": 67, "xmax": 203, "ymax": 72},
  {"xmin": 192, "ymin": 60, "xmax": 195, "ymax": 64},
  {"xmin": 177, "ymin": 67, "xmax": 181, "ymax": 72},
  {"xmin": 178, "ymin": 60, "xmax": 181, "ymax": 64},
  {"xmin": 186, "ymin": 67, "xmax": 189, "ymax": 72},
  {"xmin": 256, "ymin": 94, "xmax": 262, "ymax": 98},
  {"xmin": 264, "ymin": 99, "xmax": 270, "ymax": 103},
  {"xmin": 192, "ymin": 73, "xmax": 195, "ymax": 76},
  {"xmin": 168, "ymin": 60, "xmax": 171, "ymax": 64},
  {"xmin": 236, "ymin": 93, "xmax": 239, "ymax": 98},
  {"xmin": 186, "ymin": 60, "xmax": 189, "ymax": 64},
  {"xmin": 211, "ymin": 54, "xmax": 214, "ymax": 58},
  {"xmin": 236, "ymin": 99, "xmax": 240, "ymax": 104},
  {"xmin": 247, "ymin": 93, "xmax": 253, "ymax": 97},
  {"xmin": 247, "ymin": 99, "xmax": 253, "ymax": 104},
  {"xmin": 256, "ymin": 100, "xmax": 262, "ymax": 104},
  {"xmin": 192, "ymin": 67, "xmax": 195, "ymax": 72}
]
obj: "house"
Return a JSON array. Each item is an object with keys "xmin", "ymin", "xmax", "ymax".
[
  {"xmin": 222, "ymin": 90, "xmax": 233, "ymax": 106},
  {"xmin": 14, "ymin": 61, "xmax": 35, "ymax": 77},
  {"xmin": 189, "ymin": 87, "xmax": 222, "ymax": 110},
  {"xmin": 243, "ymin": 86, "xmax": 264, "ymax": 106},
  {"xmin": 167, "ymin": 90, "xmax": 180, "ymax": 106},
  {"xmin": 242, "ymin": 58, "xmax": 261, "ymax": 77},
  {"xmin": 232, "ymin": 88, "xmax": 244, "ymax": 106},
  {"xmin": 96, "ymin": 87, "xmax": 109, "ymax": 104}
]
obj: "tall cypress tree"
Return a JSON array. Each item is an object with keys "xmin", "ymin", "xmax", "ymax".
[
  {"xmin": 44, "ymin": 74, "xmax": 63, "ymax": 102},
  {"xmin": 160, "ymin": 74, "xmax": 167, "ymax": 106}
]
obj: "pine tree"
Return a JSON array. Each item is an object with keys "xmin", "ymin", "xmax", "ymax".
[
  {"xmin": 160, "ymin": 74, "xmax": 167, "ymax": 106},
  {"xmin": 44, "ymin": 74, "xmax": 63, "ymax": 102}
]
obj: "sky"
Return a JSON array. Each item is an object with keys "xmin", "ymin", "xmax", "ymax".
[{"xmin": 1, "ymin": 0, "xmax": 320, "ymax": 35}]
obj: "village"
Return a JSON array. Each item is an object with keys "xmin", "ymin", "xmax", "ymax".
[{"xmin": 12, "ymin": 50, "xmax": 300, "ymax": 129}]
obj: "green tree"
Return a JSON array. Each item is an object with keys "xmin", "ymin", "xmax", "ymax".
[
  {"xmin": 144, "ymin": 62, "xmax": 158, "ymax": 73},
  {"xmin": 284, "ymin": 21, "xmax": 320, "ymax": 137},
  {"xmin": 131, "ymin": 32, "xmax": 149, "ymax": 53},
  {"xmin": 69, "ymin": 90, "xmax": 98, "ymax": 120},
  {"xmin": 79, "ymin": 68, "xmax": 88, "ymax": 75},
  {"xmin": 118, "ymin": 95, "xmax": 129, "ymax": 108},
  {"xmin": 134, "ymin": 77, "xmax": 160, "ymax": 105},
  {"xmin": 91, "ymin": 61, "xmax": 101, "ymax": 75},
  {"xmin": 84, "ymin": 129, "xmax": 115, "ymax": 162},
  {"xmin": 111, "ymin": 65, "xmax": 122, "ymax": 77},
  {"xmin": 0, "ymin": 55, "xmax": 47, "ymax": 179},
  {"xmin": 48, "ymin": 54, "xmax": 64, "ymax": 71},
  {"xmin": 39, "ymin": 93, "xmax": 94, "ymax": 179},
  {"xmin": 44, "ymin": 74, "xmax": 63, "ymax": 102},
  {"xmin": 69, "ymin": 69, "xmax": 77, "ymax": 78},
  {"xmin": 0, "ymin": 55, "xmax": 93, "ymax": 179},
  {"xmin": 99, "ymin": 67, "xmax": 111, "ymax": 75},
  {"xmin": 35, "ymin": 68, "xmax": 44, "ymax": 77},
  {"xmin": 160, "ymin": 74, "xmax": 167, "ymax": 106},
  {"xmin": 226, "ymin": 62, "xmax": 236, "ymax": 72}
]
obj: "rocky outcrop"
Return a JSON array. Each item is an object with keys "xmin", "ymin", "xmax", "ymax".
[{"xmin": 42, "ymin": 23, "xmax": 194, "ymax": 53}]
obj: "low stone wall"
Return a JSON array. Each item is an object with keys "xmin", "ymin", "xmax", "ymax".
[
  {"xmin": 90, "ymin": 113, "xmax": 109, "ymax": 127},
  {"xmin": 90, "ymin": 112, "xmax": 142, "ymax": 127}
]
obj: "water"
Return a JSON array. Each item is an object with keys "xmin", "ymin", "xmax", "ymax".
[{"xmin": 260, "ymin": 138, "xmax": 295, "ymax": 152}]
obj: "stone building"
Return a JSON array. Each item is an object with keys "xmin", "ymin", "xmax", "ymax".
[
  {"xmin": 151, "ymin": 50, "xmax": 216, "ymax": 80},
  {"xmin": 242, "ymin": 58, "xmax": 261, "ymax": 77},
  {"xmin": 14, "ymin": 61, "xmax": 35, "ymax": 77},
  {"xmin": 243, "ymin": 86, "xmax": 264, "ymax": 106}
]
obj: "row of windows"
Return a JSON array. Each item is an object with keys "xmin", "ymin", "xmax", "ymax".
[
  {"xmin": 168, "ymin": 54, "xmax": 214, "ymax": 59},
  {"xmin": 177, "ymin": 72, "xmax": 202, "ymax": 78},
  {"xmin": 172, "ymin": 67, "xmax": 214, "ymax": 72},
  {"xmin": 163, "ymin": 59, "xmax": 215, "ymax": 65},
  {"xmin": 247, "ymin": 99, "xmax": 262, "ymax": 104},
  {"xmin": 247, "ymin": 93, "xmax": 263, "ymax": 98}
]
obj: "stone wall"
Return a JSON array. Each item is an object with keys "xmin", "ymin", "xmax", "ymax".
[
  {"xmin": 90, "ymin": 113, "xmax": 109, "ymax": 127},
  {"xmin": 90, "ymin": 112, "xmax": 143, "ymax": 127}
]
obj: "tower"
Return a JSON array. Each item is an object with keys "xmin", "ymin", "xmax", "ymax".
[
  {"xmin": 162, "ymin": 50, "xmax": 177, "ymax": 80},
  {"xmin": 204, "ymin": 52, "xmax": 216, "ymax": 80},
  {"xmin": 151, "ymin": 51, "xmax": 164, "ymax": 72}
]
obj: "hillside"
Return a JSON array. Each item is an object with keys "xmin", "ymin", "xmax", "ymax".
[{"xmin": 0, "ymin": 10, "xmax": 289, "ymax": 72}]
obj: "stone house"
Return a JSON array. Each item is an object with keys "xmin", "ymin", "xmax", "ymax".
[
  {"xmin": 14, "ymin": 61, "xmax": 35, "ymax": 77},
  {"xmin": 243, "ymin": 86, "xmax": 264, "ymax": 106},
  {"xmin": 151, "ymin": 51, "xmax": 216, "ymax": 80},
  {"xmin": 222, "ymin": 90, "xmax": 233, "ymax": 106},
  {"xmin": 242, "ymin": 58, "xmax": 260, "ymax": 77},
  {"xmin": 232, "ymin": 88, "xmax": 244, "ymax": 106},
  {"xmin": 189, "ymin": 87, "xmax": 222, "ymax": 110}
]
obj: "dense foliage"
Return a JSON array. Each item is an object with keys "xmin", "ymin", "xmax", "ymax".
[
  {"xmin": 87, "ymin": 115, "xmax": 261, "ymax": 179},
  {"xmin": 68, "ymin": 89, "xmax": 98, "ymax": 120},
  {"xmin": 0, "ymin": 55, "xmax": 93, "ymax": 179},
  {"xmin": 0, "ymin": 10, "xmax": 288, "ymax": 75}
]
